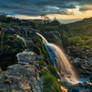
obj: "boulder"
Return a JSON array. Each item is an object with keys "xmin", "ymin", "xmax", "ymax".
[{"xmin": 0, "ymin": 51, "xmax": 43, "ymax": 92}]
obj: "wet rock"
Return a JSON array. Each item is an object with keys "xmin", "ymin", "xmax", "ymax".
[
  {"xmin": 73, "ymin": 58, "xmax": 81, "ymax": 63},
  {"xmin": 71, "ymin": 89, "xmax": 79, "ymax": 92},
  {"xmin": 71, "ymin": 57, "xmax": 92, "ymax": 77},
  {"xmin": 69, "ymin": 82, "xmax": 92, "ymax": 92}
]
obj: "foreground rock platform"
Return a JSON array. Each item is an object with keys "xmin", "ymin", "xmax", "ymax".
[{"xmin": 0, "ymin": 50, "xmax": 43, "ymax": 92}]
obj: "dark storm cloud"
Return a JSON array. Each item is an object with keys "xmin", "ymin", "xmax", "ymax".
[{"xmin": 0, "ymin": 0, "xmax": 92, "ymax": 15}]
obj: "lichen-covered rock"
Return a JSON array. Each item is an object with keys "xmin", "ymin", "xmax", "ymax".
[{"xmin": 0, "ymin": 51, "xmax": 43, "ymax": 92}]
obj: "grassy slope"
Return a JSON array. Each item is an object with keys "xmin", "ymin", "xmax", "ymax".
[{"xmin": 64, "ymin": 18, "xmax": 92, "ymax": 50}]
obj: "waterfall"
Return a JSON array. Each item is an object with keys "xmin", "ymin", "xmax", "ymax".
[
  {"xmin": 36, "ymin": 33, "xmax": 79, "ymax": 84},
  {"xmin": 15, "ymin": 34, "xmax": 27, "ymax": 47}
]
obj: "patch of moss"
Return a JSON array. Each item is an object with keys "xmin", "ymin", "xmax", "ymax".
[
  {"xmin": 48, "ymin": 65, "xmax": 58, "ymax": 78},
  {"xmin": 41, "ymin": 69, "xmax": 61, "ymax": 92},
  {"xmin": 39, "ymin": 60, "xmax": 46, "ymax": 69}
]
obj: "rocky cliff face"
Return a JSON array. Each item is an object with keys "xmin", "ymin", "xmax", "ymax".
[{"xmin": 0, "ymin": 50, "xmax": 43, "ymax": 92}]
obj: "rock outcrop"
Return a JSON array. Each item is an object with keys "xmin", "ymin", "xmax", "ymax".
[{"xmin": 0, "ymin": 50, "xmax": 43, "ymax": 92}]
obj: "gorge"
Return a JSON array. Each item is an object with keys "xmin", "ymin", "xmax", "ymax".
[{"xmin": 0, "ymin": 15, "xmax": 92, "ymax": 92}]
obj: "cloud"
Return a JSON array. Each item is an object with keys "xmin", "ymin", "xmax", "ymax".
[
  {"xmin": 0, "ymin": 0, "xmax": 92, "ymax": 20},
  {"xmin": 66, "ymin": 6, "xmax": 81, "ymax": 15}
]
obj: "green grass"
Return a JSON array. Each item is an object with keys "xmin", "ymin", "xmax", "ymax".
[
  {"xmin": 48, "ymin": 65, "xmax": 58, "ymax": 78},
  {"xmin": 41, "ymin": 69, "xmax": 61, "ymax": 92}
]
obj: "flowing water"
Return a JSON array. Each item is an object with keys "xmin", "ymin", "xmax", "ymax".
[
  {"xmin": 15, "ymin": 34, "xmax": 27, "ymax": 47},
  {"xmin": 36, "ymin": 33, "xmax": 79, "ymax": 85}
]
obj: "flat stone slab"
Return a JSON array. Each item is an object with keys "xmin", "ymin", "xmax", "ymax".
[{"xmin": 16, "ymin": 50, "xmax": 37, "ymax": 65}]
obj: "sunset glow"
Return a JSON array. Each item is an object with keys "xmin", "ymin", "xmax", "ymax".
[{"xmin": 15, "ymin": 5, "xmax": 92, "ymax": 24}]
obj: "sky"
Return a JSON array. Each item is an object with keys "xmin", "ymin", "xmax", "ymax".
[{"xmin": 0, "ymin": 0, "xmax": 92, "ymax": 23}]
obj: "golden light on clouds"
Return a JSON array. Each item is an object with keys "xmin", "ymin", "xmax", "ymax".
[
  {"xmin": 47, "ymin": 10, "xmax": 92, "ymax": 20},
  {"xmin": 66, "ymin": 6, "xmax": 81, "ymax": 15},
  {"xmin": 15, "ymin": 5, "xmax": 92, "ymax": 24},
  {"xmin": 85, "ymin": 5, "xmax": 92, "ymax": 10}
]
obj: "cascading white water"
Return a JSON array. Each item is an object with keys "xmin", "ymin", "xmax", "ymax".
[
  {"xmin": 36, "ymin": 33, "xmax": 79, "ymax": 84},
  {"xmin": 15, "ymin": 34, "xmax": 27, "ymax": 47}
]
